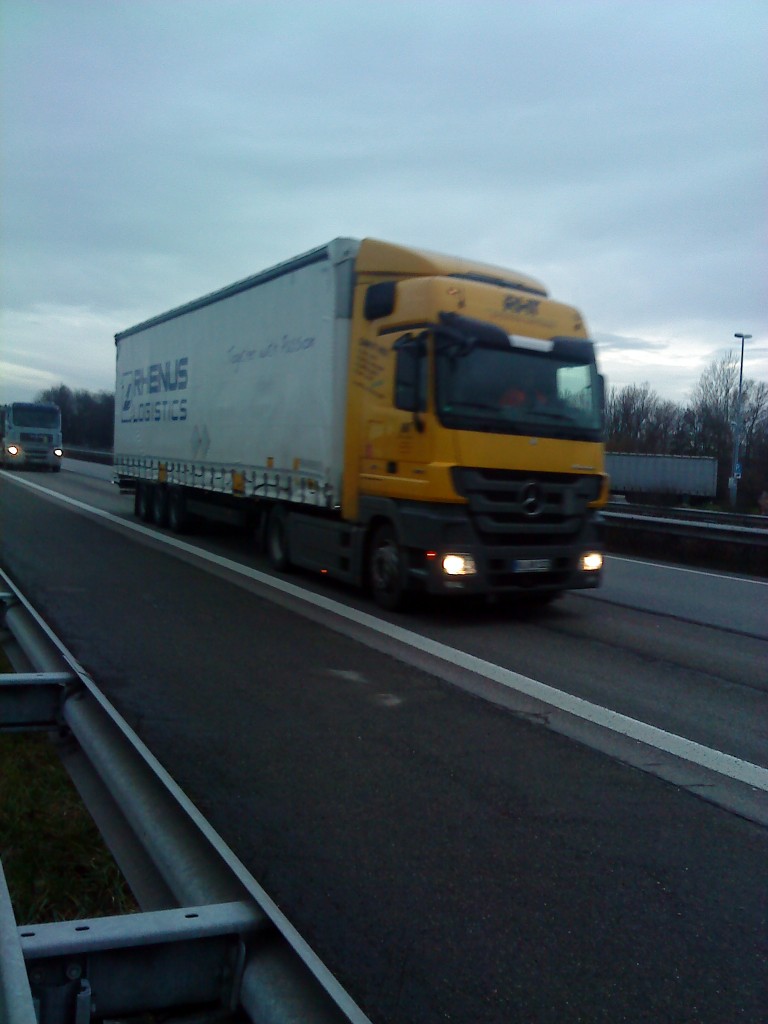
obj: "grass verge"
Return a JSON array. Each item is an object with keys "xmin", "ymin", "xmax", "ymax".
[{"xmin": 0, "ymin": 648, "xmax": 138, "ymax": 925}]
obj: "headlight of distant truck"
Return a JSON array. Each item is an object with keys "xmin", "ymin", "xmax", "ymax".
[
  {"xmin": 6, "ymin": 445, "xmax": 20, "ymax": 456},
  {"xmin": 580, "ymin": 551, "xmax": 603, "ymax": 572},
  {"xmin": 53, "ymin": 448, "xmax": 63, "ymax": 457}
]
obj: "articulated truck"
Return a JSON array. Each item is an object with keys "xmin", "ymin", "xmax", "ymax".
[
  {"xmin": 1, "ymin": 402, "xmax": 63, "ymax": 470},
  {"xmin": 114, "ymin": 238, "xmax": 608, "ymax": 609}
]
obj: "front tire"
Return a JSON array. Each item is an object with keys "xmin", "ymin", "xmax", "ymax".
[{"xmin": 369, "ymin": 523, "xmax": 408, "ymax": 611}]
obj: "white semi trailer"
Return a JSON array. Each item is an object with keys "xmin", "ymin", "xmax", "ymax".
[{"xmin": 605, "ymin": 453, "xmax": 717, "ymax": 502}]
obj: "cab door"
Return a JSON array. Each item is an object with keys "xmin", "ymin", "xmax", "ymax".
[{"xmin": 361, "ymin": 331, "xmax": 435, "ymax": 498}]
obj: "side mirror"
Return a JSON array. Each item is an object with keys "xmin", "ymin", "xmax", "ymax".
[
  {"xmin": 597, "ymin": 374, "xmax": 606, "ymax": 429},
  {"xmin": 394, "ymin": 332, "xmax": 428, "ymax": 429}
]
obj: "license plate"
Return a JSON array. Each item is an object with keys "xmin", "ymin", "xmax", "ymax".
[{"xmin": 513, "ymin": 558, "xmax": 551, "ymax": 573}]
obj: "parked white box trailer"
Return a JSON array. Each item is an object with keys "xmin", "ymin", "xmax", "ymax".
[{"xmin": 605, "ymin": 453, "xmax": 717, "ymax": 500}]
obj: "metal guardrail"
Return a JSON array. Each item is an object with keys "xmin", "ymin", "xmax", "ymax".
[
  {"xmin": 602, "ymin": 505, "xmax": 768, "ymax": 547},
  {"xmin": 61, "ymin": 446, "xmax": 113, "ymax": 465},
  {"xmin": 0, "ymin": 570, "xmax": 372, "ymax": 1024}
]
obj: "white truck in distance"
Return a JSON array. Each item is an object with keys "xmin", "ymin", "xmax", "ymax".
[{"xmin": 0, "ymin": 402, "xmax": 63, "ymax": 471}]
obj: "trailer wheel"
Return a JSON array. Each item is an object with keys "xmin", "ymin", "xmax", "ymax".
[
  {"xmin": 168, "ymin": 488, "xmax": 189, "ymax": 534},
  {"xmin": 369, "ymin": 523, "xmax": 408, "ymax": 612},
  {"xmin": 136, "ymin": 483, "xmax": 154, "ymax": 522},
  {"xmin": 266, "ymin": 506, "xmax": 291, "ymax": 571},
  {"xmin": 152, "ymin": 485, "xmax": 169, "ymax": 527}
]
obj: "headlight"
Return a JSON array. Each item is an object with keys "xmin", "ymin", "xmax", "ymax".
[
  {"xmin": 53, "ymin": 448, "xmax": 63, "ymax": 457},
  {"xmin": 442, "ymin": 553, "xmax": 478, "ymax": 576},
  {"xmin": 580, "ymin": 551, "xmax": 603, "ymax": 572},
  {"xmin": 6, "ymin": 445, "xmax": 20, "ymax": 456}
]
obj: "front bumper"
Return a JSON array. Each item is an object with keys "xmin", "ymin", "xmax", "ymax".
[{"xmin": 399, "ymin": 501, "xmax": 604, "ymax": 598}]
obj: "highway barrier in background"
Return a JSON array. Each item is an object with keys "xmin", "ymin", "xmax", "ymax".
[{"xmin": 601, "ymin": 503, "xmax": 768, "ymax": 576}]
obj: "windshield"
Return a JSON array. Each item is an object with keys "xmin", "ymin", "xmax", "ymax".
[
  {"xmin": 12, "ymin": 404, "xmax": 61, "ymax": 429},
  {"xmin": 435, "ymin": 330, "xmax": 602, "ymax": 440}
]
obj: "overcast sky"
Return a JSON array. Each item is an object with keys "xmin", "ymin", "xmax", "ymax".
[{"xmin": 1, "ymin": 0, "xmax": 766, "ymax": 407}]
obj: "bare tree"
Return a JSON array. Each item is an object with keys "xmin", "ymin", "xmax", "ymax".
[
  {"xmin": 34, "ymin": 385, "xmax": 114, "ymax": 449},
  {"xmin": 605, "ymin": 383, "xmax": 685, "ymax": 454},
  {"xmin": 688, "ymin": 351, "xmax": 768, "ymax": 502}
]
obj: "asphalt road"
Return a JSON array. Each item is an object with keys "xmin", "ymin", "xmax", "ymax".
[{"xmin": 1, "ymin": 466, "xmax": 767, "ymax": 1024}]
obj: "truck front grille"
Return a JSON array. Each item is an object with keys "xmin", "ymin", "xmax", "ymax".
[
  {"xmin": 20, "ymin": 433, "xmax": 52, "ymax": 444},
  {"xmin": 453, "ymin": 467, "xmax": 600, "ymax": 547}
]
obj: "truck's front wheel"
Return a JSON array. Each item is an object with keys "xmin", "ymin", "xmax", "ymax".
[{"xmin": 369, "ymin": 523, "xmax": 408, "ymax": 611}]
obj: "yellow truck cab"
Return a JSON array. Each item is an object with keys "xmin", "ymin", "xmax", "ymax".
[{"xmin": 342, "ymin": 240, "xmax": 607, "ymax": 607}]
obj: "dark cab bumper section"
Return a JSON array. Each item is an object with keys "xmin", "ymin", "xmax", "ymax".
[{"xmin": 399, "ymin": 468, "xmax": 604, "ymax": 596}]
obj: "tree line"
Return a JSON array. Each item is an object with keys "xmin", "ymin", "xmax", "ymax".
[
  {"xmin": 36, "ymin": 348, "xmax": 767, "ymax": 507},
  {"xmin": 34, "ymin": 384, "xmax": 114, "ymax": 450}
]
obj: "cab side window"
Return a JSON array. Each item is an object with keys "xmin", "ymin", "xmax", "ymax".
[{"xmin": 394, "ymin": 336, "xmax": 428, "ymax": 412}]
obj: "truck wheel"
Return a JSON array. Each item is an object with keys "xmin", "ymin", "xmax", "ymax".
[
  {"xmin": 266, "ymin": 506, "xmax": 291, "ymax": 571},
  {"xmin": 369, "ymin": 523, "xmax": 408, "ymax": 611},
  {"xmin": 136, "ymin": 483, "xmax": 154, "ymax": 522},
  {"xmin": 153, "ymin": 485, "xmax": 169, "ymax": 527},
  {"xmin": 168, "ymin": 488, "xmax": 188, "ymax": 534}
]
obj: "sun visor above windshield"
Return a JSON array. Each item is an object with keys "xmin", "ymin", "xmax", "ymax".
[
  {"xmin": 508, "ymin": 336, "xmax": 554, "ymax": 352},
  {"xmin": 438, "ymin": 314, "xmax": 595, "ymax": 362}
]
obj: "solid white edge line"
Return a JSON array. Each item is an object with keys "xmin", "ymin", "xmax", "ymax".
[{"xmin": 5, "ymin": 471, "xmax": 768, "ymax": 794}]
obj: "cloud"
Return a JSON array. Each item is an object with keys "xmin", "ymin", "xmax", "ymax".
[{"xmin": 1, "ymin": 0, "xmax": 766, "ymax": 406}]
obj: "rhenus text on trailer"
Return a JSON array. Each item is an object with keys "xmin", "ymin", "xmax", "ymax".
[{"xmin": 114, "ymin": 238, "xmax": 608, "ymax": 610}]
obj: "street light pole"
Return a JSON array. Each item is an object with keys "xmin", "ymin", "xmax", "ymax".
[{"xmin": 729, "ymin": 332, "xmax": 751, "ymax": 507}]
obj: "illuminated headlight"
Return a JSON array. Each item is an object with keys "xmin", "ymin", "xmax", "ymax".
[
  {"xmin": 53, "ymin": 448, "xmax": 63, "ymax": 457},
  {"xmin": 580, "ymin": 551, "xmax": 603, "ymax": 572},
  {"xmin": 6, "ymin": 445, "xmax": 20, "ymax": 456},
  {"xmin": 442, "ymin": 553, "xmax": 478, "ymax": 576}
]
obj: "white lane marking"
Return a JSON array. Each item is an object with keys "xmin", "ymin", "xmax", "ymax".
[
  {"xmin": 607, "ymin": 553, "xmax": 768, "ymax": 587},
  {"xmin": 327, "ymin": 669, "xmax": 368, "ymax": 684},
  {"xmin": 6, "ymin": 471, "xmax": 768, "ymax": 794},
  {"xmin": 374, "ymin": 694, "xmax": 404, "ymax": 707}
]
